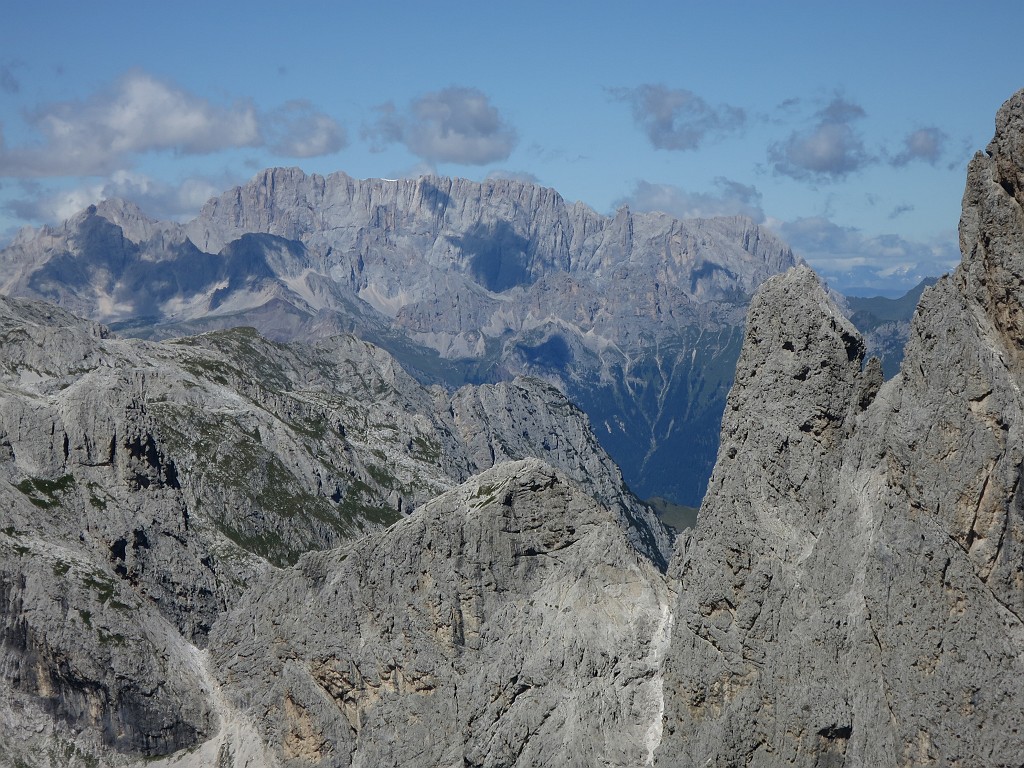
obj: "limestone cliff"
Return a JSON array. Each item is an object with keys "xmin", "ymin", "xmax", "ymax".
[
  {"xmin": 656, "ymin": 89, "xmax": 1024, "ymax": 765},
  {"xmin": 210, "ymin": 460, "xmax": 672, "ymax": 768}
]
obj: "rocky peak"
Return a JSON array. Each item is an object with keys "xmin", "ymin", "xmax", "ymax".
[
  {"xmin": 700, "ymin": 264, "xmax": 880, "ymax": 542},
  {"xmin": 656, "ymin": 88, "xmax": 1024, "ymax": 766},
  {"xmin": 92, "ymin": 198, "xmax": 182, "ymax": 245},
  {"xmin": 958, "ymin": 89, "xmax": 1024, "ymax": 364},
  {"xmin": 209, "ymin": 458, "xmax": 673, "ymax": 767}
]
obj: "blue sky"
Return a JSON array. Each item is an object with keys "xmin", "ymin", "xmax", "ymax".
[{"xmin": 1, "ymin": 1, "xmax": 1021, "ymax": 294}]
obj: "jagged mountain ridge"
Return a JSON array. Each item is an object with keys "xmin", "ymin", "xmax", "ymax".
[
  {"xmin": 0, "ymin": 293, "xmax": 669, "ymax": 763},
  {"xmin": 0, "ymin": 172, "xmax": 801, "ymax": 505}
]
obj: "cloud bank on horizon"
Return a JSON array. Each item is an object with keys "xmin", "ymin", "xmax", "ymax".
[{"xmin": 0, "ymin": 2, "xmax": 1018, "ymax": 295}]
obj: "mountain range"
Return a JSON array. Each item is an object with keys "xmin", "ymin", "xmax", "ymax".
[
  {"xmin": 0, "ymin": 172, "xmax": 802, "ymax": 506},
  {"xmin": 3, "ymin": 79, "xmax": 1022, "ymax": 768}
]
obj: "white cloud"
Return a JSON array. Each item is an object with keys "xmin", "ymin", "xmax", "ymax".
[
  {"xmin": 616, "ymin": 178, "xmax": 764, "ymax": 221},
  {"xmin": 0, "ymin": 71, "xmax": 261, "ymax": 177},
  {"xmin": 102, "ymin": 72, "xmax": 260, "ymax": 154},
  {"xmin": 0, "ymin": 70, "xmax": 347, "ymax": 177},
  {"xmin": 607, "ymin": 84, "xmax": 745, "ymax": 151},
  {"xmin": 267, "ymin": 100, "xmax": 347, "ymax": 158},
  {"xmin": 365, "ymin": 87, "xmax": 517, "ymax": 165},
  {"xmin": 769, "ymin": 97, "xmax": 951, "ymax": 182},
  {"xmin": 890, "ymin": 126, "xmax": 947, "ymax": 167},
  {"xmin": 769, "ymin": 96, "xmax": 873, "ymax": 181}
]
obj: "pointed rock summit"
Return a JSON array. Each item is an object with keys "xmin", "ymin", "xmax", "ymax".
[{"xmin": 655, "ymin": 88, "xmax": 1024, "ymax": 766}]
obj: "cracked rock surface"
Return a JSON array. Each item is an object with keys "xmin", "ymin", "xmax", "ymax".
[{"xmin": 210, "ymin": 459, "xmax": 672, "ymax": 768}]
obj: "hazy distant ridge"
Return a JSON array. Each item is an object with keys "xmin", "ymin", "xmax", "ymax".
[{"xmin": 0, "ymin": 169, "xmax": 801, "ymax": 504}]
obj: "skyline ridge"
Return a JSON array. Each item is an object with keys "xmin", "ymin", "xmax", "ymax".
[{"xmin": 3, "ymin": 1, "xmax": 1022, "ymax": 293}]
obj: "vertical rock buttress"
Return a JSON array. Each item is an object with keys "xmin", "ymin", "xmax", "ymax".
[{"xmin": 657, "ymin": 89, "xmax": 1024, "ymax": 766}]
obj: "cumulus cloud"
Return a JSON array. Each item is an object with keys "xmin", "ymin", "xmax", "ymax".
[
  {"xmin": 617, "ymin": 177, "xmax": 765, "ymax": 221},
  {"xmin": 890, "ymin": 126, "xmax": 947, "ymax": 167},
  {"xmin": 776, "ymin": 215, "xmax": 959, "ymax": 292},
  {"xmin": 5, "ymin": 170, "xmax": 224, "ymax": 224},
  {"xmin": 0, "ymin": 70, "xmax": 346, "ymax": 177},
  {"xmin": 607, "ymin": 84, "xmax": 745, "ymax": 150},
  {"xmin": 365, "ymin": 87, "xmax": 517, "ymax": 165},
  {"xmin": 0, "ymin": 71, "xmax": 260, "ymax": 176},
  {"xmin": 266, "ymin": 99, "xmax": 347, "ymax": 158},
  {"xmin": 769, "ymin": 96, "xmax": 873, "ymax": 181}
]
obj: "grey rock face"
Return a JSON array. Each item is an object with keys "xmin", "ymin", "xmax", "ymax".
[
  {"xmin": 656, "ymin": 90, "xmax": 1024, "ymax": 766},
  {"xmin": 209, "ymin": 459, "xmax": 672, "ymax": 768},
  {"xmin": 0, "ymin": 172, "xmax": 800, "ymax": 505},
  {"xmin": 0, "ymin": 523, "xmax": 215, "ymax": 760},
  {"xmin": 449, "ymin": 378, "xmax": 673, "ymax": 566},
  {"xmin": 0, "ymin": 294, "xmax": 668, "ymax": 764},
  {"xmin": 4, "ymin": 89, "xmax": 1024, "ymax": 768},
  {"xmin": 656, "ymin": 266, "xmax": 884, "ymax": 765}
]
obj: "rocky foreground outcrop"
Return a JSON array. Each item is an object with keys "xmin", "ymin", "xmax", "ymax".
[
  {"xmin": 210, "ymin": 459, "xmax": 671, "ymax": 768},
  {"xmin": 4, "ymin": 90, "xmax": 1024, "ymax": 767},
  {"xmin": 0, "ymin": 296, "xmax": 667, "ymax": 764},
  {"xmin": 657, "ymin": 90, "xmax": 1024, "ymax": 764}
]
